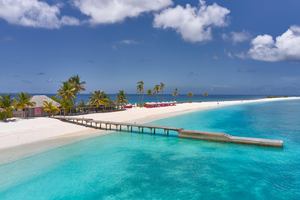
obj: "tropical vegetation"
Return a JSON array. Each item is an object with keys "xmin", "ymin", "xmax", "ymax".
[
  {"xmin": 0, "ymin": 95, "xmax": 14, "ymax": 121},
  {"xmin": 116, "ymin": 90, "xmax": 128, "ymax": 108},
  {"xmin": 136, "ymin": 81, "xmax": 144, "ymax": 106},
  {"xmin": 159, "ymin": 82, "xmax": 165, "ymax": 101},
  {"xmin": 187, "ymin": 92, "xmax": 194, "ymax": 102},
  {"xmin": 0, "ymin": 75, "xmax": 193, "ymax": 120},
  {"xmin": 57, "ymin": 75, "xmax": 85, "ymax": 114},
  {"xmin": 14, "ymin": 92, "xmax": 35, "ymax": 117},
  {"xmin": 153, "ymin": 84, "xmax": 161, "ymax": 102},
  {"xmin": 172, "ymin": 88, "xmax": 179, "ymax": 101},
  {"xmin": 89, "ymin": 90, "xmax": 112, "ymax": 108},
  {"xmin": 43, "ymin": 101, "xmax": 60, "ymax": 116},
  {"xmin": 147, "ymin": 89, "xmax": 152, "ymax": 97}
]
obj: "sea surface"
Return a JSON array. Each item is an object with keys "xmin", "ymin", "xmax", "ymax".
[
  {"xmin": 0, "ymin": 100, "xmax": 300, "ymax": 199},
  {"xmin": 3, "ymin": 93, "xmax": 268, "ymax": 104}
]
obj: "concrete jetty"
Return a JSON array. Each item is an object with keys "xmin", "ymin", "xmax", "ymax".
[{"xmin": 179, "ymin": 130, "xmax": 283, "ymax": 147}]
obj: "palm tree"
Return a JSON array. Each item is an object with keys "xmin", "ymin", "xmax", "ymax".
[
  {"xmin": 153, "ymin": 84, "xmax": 161, "ymax": 102},
  {"xmin": 68, "ymin": 75, "xmax": 86, "ymax": 94},
  {"xmin": 172, "ymin": 88, "xmax": 179, "ymax": 101},
  {"xmin": 58, "ymin": 81, "xmax": 76, "ymax": 100},
  {"xmin": 59, "ymin": 98, "xmax": 74, "ymax": 115},
  {"xmin": 187, "ymin": 92, "xmax": 194, "ymax": 102},
  {"xmin": 0, "ymin": 95, "xmax": 14, "ymax": 121},
  {"xmin": 89, "ymin": 90, "xmax": 111, "ymax": 108},
  {"xmin": 136, "ymin": 81, "xmax": 144, "ymax": 107},
  {"xmin": 14, "ymin": 92, "xmax": 35, "ymax": 117},
  {"xmin": 77, "ymin": 100, "xmax": 86, "ymax": 113},
  {"xmin": 57, "ymin": 81, "xmax": 76, "ymax": 114},
  {"xmin": 147, "ymin": 89, "xmax": 152, "ymax": 96},
  {"xmin": 160, "ymin": 82, "xmax": 165, "ymax": 101},
  {"xmin": 57, "ymin": 75, "xmax": 86, "ymax": 114},
  {"xmin": 43, "ymin": 101, "xmax": 60, "ymax": 116},
  {"xmin": 203, "ymin": 92, "xmax": 209, "ymax": 97},
  {"xmin": 116, "ymin": 90, "xmax": 128, "ymax": 108}
]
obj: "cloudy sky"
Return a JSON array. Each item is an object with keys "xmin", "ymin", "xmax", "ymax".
[{"xmin": 0, "ymin": 0, "xmax": 300, "ymax": 94}]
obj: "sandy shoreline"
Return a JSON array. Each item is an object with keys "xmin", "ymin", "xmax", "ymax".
[{"xmin": 1, "ymin": 97, "xmax": 299, "ymax": 164}]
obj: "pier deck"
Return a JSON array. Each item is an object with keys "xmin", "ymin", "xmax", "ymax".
[{"xmin": 54, "ymin": 116, "xmax": 283, "ymax": 148}]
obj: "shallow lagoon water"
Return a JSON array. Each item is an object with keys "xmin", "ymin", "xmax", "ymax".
[{"xmin": 0, "ymin": 100, "xmax": 300, "ymax": 200}]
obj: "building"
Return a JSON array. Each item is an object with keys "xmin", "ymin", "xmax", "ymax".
[{"xmin": 13, "ymin": 95, "xmax": 60, "ymax": 118}]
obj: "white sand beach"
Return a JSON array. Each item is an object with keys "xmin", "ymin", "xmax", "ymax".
[{"xmin": 0, "ymin": 97, "xmax": 299, "ymax": 163}]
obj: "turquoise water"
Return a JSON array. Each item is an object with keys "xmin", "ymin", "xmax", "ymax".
[{"xmin": 1, "ymin": 100, "xmax": 300, "ymax": 199}]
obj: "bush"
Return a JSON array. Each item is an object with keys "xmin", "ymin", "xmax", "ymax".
[
  {"xmin": 0, "ymin": 110, "xmax": 13, "ymax": 121},
  {"xmin": 0, "ymin": 111, "xmax": 4, "ymax": 121}
]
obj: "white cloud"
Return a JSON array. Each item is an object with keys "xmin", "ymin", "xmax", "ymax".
[
  {"xmin": 112, "ymin": 39, "xmax": 139, "ymax": 49},
  {"xmin": 248, "ymin": 26, "xmax": 300, "ymax": 62},
  {"xmin": 119, "ymin": 39, "xmax": 139, "ymax": 45},
  {"xmin": 153, "ymin": 0, "xmax": 230, "ymax": 43},
  {"xmin": 222, "ymin": 31, "xmax": 251, "ymax": 43},
  {"xmin": 0, "ymin": 0, "xmax": 80, "ymax": 29},
  {"xmin": 72, "ymin": 0, "xmax": 172, "ymax": 24}
]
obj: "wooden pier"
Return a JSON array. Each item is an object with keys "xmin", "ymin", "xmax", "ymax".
[
  {"xmin": 54, "ymin": 116, "xmax": 181, "ymax": 135},
  {"xmin": 54, "ymin": 116, "xmax": 283, "ymax": 148}
]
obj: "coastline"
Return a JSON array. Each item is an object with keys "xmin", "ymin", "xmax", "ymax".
[{"xmin": 1, "ymin": 96, "xmax": 299, "ymax": 164}]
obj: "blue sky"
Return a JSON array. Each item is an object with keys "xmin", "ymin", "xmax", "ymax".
[{"xmin": 0, "ymin": 0, "xmax": 300, "ymax": 95}]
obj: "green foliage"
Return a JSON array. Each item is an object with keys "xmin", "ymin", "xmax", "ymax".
[
  {"xmin": 160, "ymin": 82, "xmax": 165, "ymax": 93},
  {"xmin": 89, "ymin": 90, "xmax": 112, "ymax": 108},
  {"xmin": 153, "ymin": 84, "xmax": 161, "ymax": 102},
  {"xmin": 136, "ymin": 81, "xmax": 144, "ymax": 94},
  {"xmin": 187, "ymin": 92, "xmax": 194, "ymax": 97},
  {"xmin": 0, "ymin": 95, "xmax": 14, "ymax": 121},
  {"xmin": 116, "ymin": 90, "xmax": 128, "ymax": 107},
  {"xmin": 147, "ymin": 89, "xmax": 152, "ymax": 96},
  {"xmin": 58, "ymin": 81, "xmax": 76, "ymax": 100},
  {"xmin": 68, "ymin": 75, "xmax": 86, "ymax": 94},
  {"xmin": 57, "ymin": 75, "xmax": 86, "ymax": 113},
  {"xmin": 187, "ymin": 92, "xmax": 194, "ymax": 102},
  {"xmin": 59, "ymin": 98, "xmax": 74, "ymax": 114},
  {"xmin": 266, "ymin": 95, "xmax": 288, "ymax": 98},
  {"xmin": 153, "ymin": 85, "xmax": 160, "ymax": 94},
  {"xmin": 172, "ymin": 88, "xmax": 179, "ymax": 100},
  {"xmin": 136, "ymin": 81, "xmax": 144, "ymax": 106},
  {"xmin": 77, "ymin": 100, "xmax": 86, "ymax": 108},
  {"xmin": 43, "ymin": 101, "xmax": 60, "ymax": 116},
  {"xmin": 160, "ymin": 82, "xmax": 165, "ymax": 101},
  {"xmin": 14, "ymin": 92, "xmax": 35, "ymax": 110}
]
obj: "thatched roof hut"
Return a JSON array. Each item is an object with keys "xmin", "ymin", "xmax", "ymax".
[{"xmin": 30, "ymin": 95, "xmax": 60, "ymax": 108}]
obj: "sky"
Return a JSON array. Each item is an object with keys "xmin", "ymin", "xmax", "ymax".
[{"xmin": 0, "ymin": 0, "xmax": 300, "ymax": 95}]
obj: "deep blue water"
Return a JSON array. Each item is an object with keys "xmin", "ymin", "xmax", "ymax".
[
  {"xmin": 75, "ymin": 94, "xmax": 268, "ymax": 104},
  {"xmin": 3, "ymin": 93, "xmax": 269, "ymax": 104},
  {"xmin": 0, "ymin": 100, "xmax": 300, "ymax": 199}
]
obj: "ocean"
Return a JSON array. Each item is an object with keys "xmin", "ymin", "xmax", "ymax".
[
  {"xmin": 0, "ymin": 99, "xmax": 300, "ymax": 199},
  {"xmin": 1, "ymin": 93, "xmax": 270, "ymax": 104}
]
